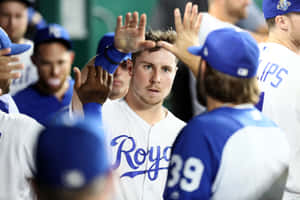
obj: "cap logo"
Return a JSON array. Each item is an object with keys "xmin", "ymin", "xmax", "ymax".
[
  {"xmin": 237, "ymin": 68, "xmax": 248, "ymax": 77},
  {"xmin": 49, "ymin": 26, "xmax": 61, "ymax": 38},
  {"xmin": 203, "ymin": 47, "xmax": 208, "ymax": 57},
  {"xmin": 277, "ymin": 0, "xmax": 291, "ymax": 11},
  {"xmin": 63, "ymin": 170, "xmax": 85, "ymax": 188}
]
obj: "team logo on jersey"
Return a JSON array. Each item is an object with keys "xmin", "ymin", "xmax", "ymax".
[
  {"xmin": 277, "ymin": 0, "xmax": 291, "ymax": 11},
  {"xmin": 111, "ymin": 135, "xmax": 171, "ymax": 181}
]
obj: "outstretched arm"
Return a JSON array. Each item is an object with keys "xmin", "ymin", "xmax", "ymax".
[{"xmin": 157, "ymin": 2, "xmax": 202, "ymax": 76}]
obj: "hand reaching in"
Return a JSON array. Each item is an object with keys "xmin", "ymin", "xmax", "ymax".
[
  {"xmin": 114, "ymin": 12, "xmax": 156, "ymax": 53},
  {"xmin": 157, "ymin": 2, "xmax": 202, "ymax": 76},
  {"xmin": 73, "ymin": 58, "xmax": 113, "ymax": 105}
]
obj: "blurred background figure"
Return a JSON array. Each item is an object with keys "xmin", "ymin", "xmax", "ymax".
[
  {"xmin": 96, "ymin": 32, "xmax": 131, "ymax": 100},
  {"xmin": 33, "ymin": 117, "xmax": 113, "ymax": 200},
  {"xmin": 13, "ymin": 24, "xmax": 75, "ymax": 125},
  {"xmin": 0, "ymin": 0, "xmax": 39, "ymax": 95}
]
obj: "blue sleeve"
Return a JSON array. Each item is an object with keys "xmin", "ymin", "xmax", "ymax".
[
  {"xmin": 94, "ymin": 44, "xmax": 129, "ymax": 74},
  {"xmin": 163, "ymin": 121, "xmax": 218, "ymax": 200},
  {"xmin": 83, "ymin": 103, "xmax": 102, "ymax": 123}
]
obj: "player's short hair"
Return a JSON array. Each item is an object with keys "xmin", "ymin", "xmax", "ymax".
[
  {"xmin": 202, "ymin": 62, "xmax": 260, "ymax": 104},
  {"xmin": 34, "ymin": 174, "xmax": 110, "ymax": 200},
  {"xmin": 266, "ymin": 17, "xmax": 276, "ymax": 29},
  {"xmin": 131, "ymin": 29, "xmax": 178, "ymax": 64}
]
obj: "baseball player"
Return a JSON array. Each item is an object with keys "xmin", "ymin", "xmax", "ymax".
[
  {"xmin": 0, "ymin": 25, "xmax": 43, "ymax": 199},
  {"xmin": 163, "ymin": 28, "xmax": 290, "ymax": 200},
  {"xmin": 0, "ymin": 0, "xmax": 39, "ymax": 95},
  {"xmin": 255, "ymin": 0, "xmax": 300, "ymax": 199},
  {"xmin": 33, "ymin": 117, "xmax": 113, "ymax": 200},
  {"xmin": 0, "ymin": 25, "xmax": 31, "ymax": 114},
  {"xmin": 72, "ymin": 12, "xmax": 186, "ymax": 200},
  {"xmin": 13, "ymin": 24, "xmax": 74, "ymax": 125}
]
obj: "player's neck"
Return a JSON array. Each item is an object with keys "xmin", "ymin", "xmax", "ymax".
[
  {"xmin": 209, "ymin": 5, "xmax": 237, "ymax": 24},
  {"xmin": 206, "ymin": 96, "xmax": 236, "ymax": 111},
  {"xmin": 125, "ymin": 93, "xmax": 167, "ymax": 126},
  {"xmin": 267, "ymin": 32, "xmax": 300, "ymax": 54},
  {"xmin": 35, "ymin": 79, "xmax": 69, "ymax": 101},
  {"xmin": 12, "ymin": 37, "xmax": 26, "ymax": 44}
]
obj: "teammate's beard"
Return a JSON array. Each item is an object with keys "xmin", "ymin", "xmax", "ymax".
[{"xmin": 196, "ymin": 61, "xmax": 207, "ymax": 107}]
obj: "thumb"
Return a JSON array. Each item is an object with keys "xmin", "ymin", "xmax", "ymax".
[
  {"xmin": 157, "ymin": 41, "xmax": 177, "ymax": 55},
  {"xmin": 73, "ymin": 67, "xmax": 81, "ymax": 91}
]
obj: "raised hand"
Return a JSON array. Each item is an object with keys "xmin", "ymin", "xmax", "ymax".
[
  {"xmin": 0, "ymin": 48, "xmax": 24, "ymax": 80},
  {"xmin": 157, "ymin": 2, "xmax": 202, "ymax": 76},
  {"xmin": 114, "ymin": 12, "xmax": 156, "ymax": 53},
  {"xmin": 73, "ymin": 57, "xmax": 113, "ymax": 105}
]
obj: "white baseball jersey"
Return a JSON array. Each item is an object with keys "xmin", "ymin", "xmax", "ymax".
[
  {"xmin": 0, "ymin": 110, "xmax": 43, "ymax": 200},
  {"xmin": 9, "ymin": 39, "xmax": 38, "ymax": 95},
  {"xmin": 164, "ymin": 105, "xmax": 290, "ymax": 200},
  {"xmin": 256, "ymin": 42, "xmax": 300, "ymax": 198},
  {"xmin": 102, "ymin": 99, "xmax": 185, "ymax": 200}
]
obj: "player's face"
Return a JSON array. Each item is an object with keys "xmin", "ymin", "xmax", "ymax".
[
  {"xmin": 225, "ymin": 0, "xmax": 250, "ymax": 21},
  {"xmin": 109, "ymin": 60, "xmax": 131, "ymax": 100},
  {"xmin": 0, "ymin": 1, "xmax": 28, "ymax": 43},
  {"xmin": 287, "ymin": 12, "xmax": 300, "ymax": 46},
  {"xmin": 33, "ymin": 42, "xmax": 73, "ymax": 94},
  {"xmin": 129, "ymin": 48, "xmax": 177, "ymax": 106}
]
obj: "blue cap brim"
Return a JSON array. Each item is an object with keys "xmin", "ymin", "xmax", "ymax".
[
  {"xmin": 188, "ymin": 46, "xmax": 204, "ymax": 56},
  {"xmin": 8, "ymin": 43, "xmax": 31, "ymax": 56}
]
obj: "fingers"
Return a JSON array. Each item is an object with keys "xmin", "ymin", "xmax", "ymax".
[
  {"xmin": 129, "ymin": 12, "xmax": 138, "ymax": 28},
  {"xmin": 87, "ymin": 65, "xmax": 96, "ymax": 84},
  {"xmin": 138, "ymin": 13, "xmax": 146, "ymax": 36},
  {"xmin": 73, "ymin": 67, "xmax": 82, "ymax": 90},
  {"xmin": 124, "ymin": 12, "xmax": 132, "ymax": 28},
  {"xmin": 116, "ymin": 15, "xmax": 123, "ymax": 31},
  {"xmin": 157, "ymin": 41, "xmax": 177, "ymax": 56},
  {"xmin": 0, "ymin": 56, "xmax": 19, "ymax": 66},
  {"xmin": 0, "ymin": 48, "xmax": 11, "ymax": 56},
  {"xmin": 174, "ymin": 8, "xmax": 183, "ymax": 32},
  {"xmin": 190, "ymin": 4, "xmax": 198, "ymax": 28},
  {"xmin": 194, "ymin": 13, "xmax": 202, "ymax": 32},
  {"xmin": 0, "ymin": 71, "xmax": 21, "ymax": 80},
  {"xmin": 183, "ymin": 2, "xmax": 192, "ymax": 29},
  {"xmin": 139, "ymin": 41, "xmax": 156, "ymax": 51},
  {"xmin": 107, "ymin": 73, "xmax": 113, "ymax": 91}
]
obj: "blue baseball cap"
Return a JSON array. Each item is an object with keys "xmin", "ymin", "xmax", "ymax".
[
  {"xmin": 0, "ymin": 27, "xmax": 31, "ymax": 56},
  {"xmin": 188, "ymin": 28, "xmax": 259, "ymax": 78},
  {"xmin": 35, "ymin": 116, "xmax": 110, "ymax": 188},
  {"xmin": 96, "ymin": 32, "xmax": 131, "ymax": 61},
  {"xmin": 263, "ymin": 0, "xmax": 300, "ymax": 19},
  {"xmin": 34, "ymin": 24, "xmax": 72, "ymax": 49}
]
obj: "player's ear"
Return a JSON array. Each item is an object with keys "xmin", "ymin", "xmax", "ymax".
[
  {"xmin": 31, "ymin": 55, "xmax": 37, "ymax": 66},
  {"xmin": 127, "ymin": 59, "xmax": 133, "ymax": 76},
  {"xmin": 69, "ymin": 51, "xmax": 75, "ymax": 64},
  {"xmin": 200, "ymin": 60, "xmax": 207, "ymax": 80},
  {"xmin": 275, "ymin": 15, "xmax": 289, "ymax": 31}
]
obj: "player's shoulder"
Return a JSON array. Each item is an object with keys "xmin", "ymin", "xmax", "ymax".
[
  {"xmin": 13, "ymin": 85, "xmax": 38, "ymax": 100},
  {"xmin": 166, "ymin": 110, "xmax": 186, "ymax": 128},
  {"xmin": 259, "ymin": 42, "xmax": 300, "ymax": 60},
  {"xmin": 0, "ymin": 111, "xmax": 43, "ymax": 139}
]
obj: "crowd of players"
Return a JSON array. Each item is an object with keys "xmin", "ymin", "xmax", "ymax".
[{"xmin": 0, "ymin": 0, "xmax": 299, "ymax": 200}]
